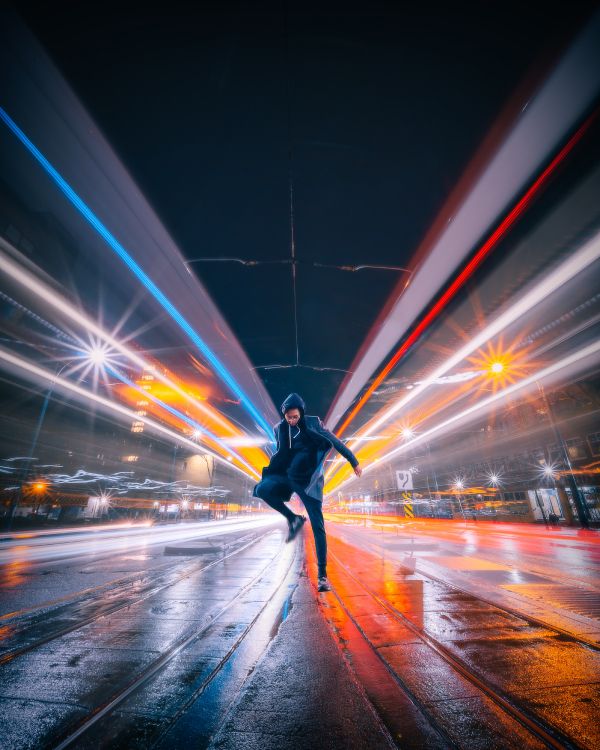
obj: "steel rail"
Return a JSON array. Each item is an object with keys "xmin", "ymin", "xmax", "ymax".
[
  {"xmin": 328, "ymin": 546, "xmax": 582, "ymax": 750},
  {"xmin": 337, "ymin": 522, "xmax": 600, "ymax": 652},
  {"xmin": 0, "ymin": 528, "xmax": 272, "ymax": 667},
  {"xmin": 50, "ymin": 534, "xmax": 298, "ymax": 750}
]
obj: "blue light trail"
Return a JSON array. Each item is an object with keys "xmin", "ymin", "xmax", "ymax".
[{"xmin": 0, "ymin": 107, "xmax": 272, "ymax": 437}]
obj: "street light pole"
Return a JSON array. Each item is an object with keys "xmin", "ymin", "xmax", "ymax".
[
  {"xmin": 533, "ymin": 488, "xmax": 549, "ymax": 525},
  {"xmin": 537, "ymin": 382, "xmax": 589, "ymax": 528},
  {"xmin": 6, "ymin": 363, "xmax": 69, "ymax": 529}
]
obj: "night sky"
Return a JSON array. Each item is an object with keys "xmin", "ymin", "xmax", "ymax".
[{"xmin": 11, "ymin": 1, "xmax": 598, "ymax": 418}]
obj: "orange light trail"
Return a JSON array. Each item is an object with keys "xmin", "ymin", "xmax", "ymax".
[{"xmin": 115, "ymin": 366, "xmax": 270, "ymax": 474}]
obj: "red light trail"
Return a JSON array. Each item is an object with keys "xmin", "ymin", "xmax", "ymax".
[{"xmin": 335, "ymin": 113, "xmax": 595, "ymax": 438}]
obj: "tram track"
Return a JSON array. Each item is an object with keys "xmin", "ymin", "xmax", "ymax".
[
  {"xmin": 0, "ymin": 527, "xmax": 274, "ymax": 667},
  {"xmin": 0, "ymin": 526, "xmax": 267, "ymax": 621},
  {"xmin": 47, "ymin": 533, "xmax": 299, "ymax": 750},
  {"xmin": 333, "ymin": 521, "xmax": 600, "ymax": 651},
  {"xmin": 396, "ymin": 555, "xmax": 600, "ymax": 653},
  {"xmin": 323, "ymin": 538, "xmax": 596, "ymax": 750}
]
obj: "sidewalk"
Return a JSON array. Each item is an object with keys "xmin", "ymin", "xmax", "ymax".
[{"xmin": 209, "ymin": 544, "xmax": 394, "ymax": 750}]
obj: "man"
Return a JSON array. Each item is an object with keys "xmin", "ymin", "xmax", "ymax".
[{"xmin": 254, "ymin": 393, "xmax": 362, "ymax": 592}]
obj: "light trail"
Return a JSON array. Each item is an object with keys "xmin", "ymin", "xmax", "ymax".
[
  {"xmin": 0, "ymin": 347, "xmax": 261, "ymax": 481},
  {"xmin": 326, "ymin": 228, "xmax": 600, "ymax": 483},
  {"xmin": 327, "ymin": 337, "xmax": 600, "ymax": 496},
  {"xmin": 328, "ymin": 12, "xmax": 600, "ymax": 431},
  {"xmin": 32, "ymin": 469, "xmax": 231, "ymax": 497},
  {"xmin": 0, "ymin": 239, "xmax": 271, "ymax": 470},
  {"xmin": 105, "ymin": 363, "xmax": 249, "ymax": 462},
  {"xmin": 0, "ymin": 516, "xmax": 279, "ymax": 565},
  {"xmin": 0, "ymin": 106, "xmax": 272, "ymax": 438},
  {"xmin": 334, "ymin": 115, "xmax": 594, "ymax": 438}
]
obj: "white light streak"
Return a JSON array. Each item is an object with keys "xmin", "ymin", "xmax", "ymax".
[
  {"xmin": 330, "ymin": 336, "xmax": 600, "ymax": 495},
  {"xmin": 0, "ymin": 240, "xmax": 268, "ymax": 470},
  {"xmin": 0, "ymin": 346, "xmax": 260, "ymax": 480},
  {"xmin": 344, "ymin": 231, "xmax": 600, "ymax": 455},
  {"xmin": 328, "ymin": 12, "xmax": 600, "ymax": 427},
  {"xmin": 0, "ymin": 240, "xmax": 234, "ymax": 434},
  {"xmin": 0, "ymin": 516, "xmax": 279, "ymax": 564},
  {"xmin": 223, "ymin": 436, "xmax": 270, "ymax": 447}
]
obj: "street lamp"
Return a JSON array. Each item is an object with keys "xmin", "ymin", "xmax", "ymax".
[
  {"xmin": 86, "ymin": 346, "xmax": 108, "ymax": 366},
  {"xmin": 5, "ymin": 344, "xmax": 120, "ymax": 529},
  {"xmin": 453, "ymin": 478, "xmax": 467, "ymax": 521},
  {"xmin": 6, "ymin": 361, "xmax": 73, "ymax": 529},
  {"xmin": 403, "ymin": 426, "xmax": 441, "ymax": 513},
  {"xmin": 536, "ymin": 382, "xmax": 589, "ymax": 528}
]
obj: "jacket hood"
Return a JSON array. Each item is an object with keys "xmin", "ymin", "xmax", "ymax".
[{"xmin": 280, "ymin": 392, "xmax": 306, "ymax": 416}]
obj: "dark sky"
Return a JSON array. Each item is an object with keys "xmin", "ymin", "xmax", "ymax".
[{"xmin": 12, "ymin": 0, "xmax": 598, "ymax": 417}]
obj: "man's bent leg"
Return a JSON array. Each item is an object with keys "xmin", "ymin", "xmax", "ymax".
[
  {"xmin": 254, "ymin": 476, "xmax": 296, "ymax": 523},
  {"xmin": 298, "ymin": 493, "xmax": 327, "ymax": 577}
]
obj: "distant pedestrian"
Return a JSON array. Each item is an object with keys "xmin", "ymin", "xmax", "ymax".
[{"xmin": 254, "ymin": 393, "xmax": 362, "ymax": 591}]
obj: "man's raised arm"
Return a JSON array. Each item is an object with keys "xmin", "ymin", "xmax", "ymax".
[{"xmin": 316, "ymin": 419, "xmax": 362, "ymax": 476}]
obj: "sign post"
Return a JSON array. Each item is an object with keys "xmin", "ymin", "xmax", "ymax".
[{"xmin": 396, "ymin": 470, "xmax": 414, "ymax": 519}]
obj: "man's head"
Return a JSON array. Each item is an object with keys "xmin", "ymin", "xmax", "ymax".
[
  {"xmin": 284, "ymin": 407, "xmax": 301, "ymax": 426},
  {"xmin": 280, "ymin": 393, "xmax": 306, "ymax": 424}
]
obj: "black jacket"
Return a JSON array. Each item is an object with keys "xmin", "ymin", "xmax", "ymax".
[{"xmin": 255, "ymin": 393, "xmax": 358, "ymax": 502}]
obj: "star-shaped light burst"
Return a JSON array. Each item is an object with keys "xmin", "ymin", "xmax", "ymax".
[
  {"xmin": 539, "ymin": 462, "xmax": 559, "ymax": 481},
  {"xmin": 400, "ymin": 426, "xmax": 415, "ymax": 440},
  {"xmin": 467, "ymin": 337, "xmax": 533, "ymax": 394},
  {"xmin": 59, "ymin": 335, "xmax": 121, "ymax": 393},
  {"xmin": 486, "ymin": 469, "xmax": 503, "ymax": 487}
]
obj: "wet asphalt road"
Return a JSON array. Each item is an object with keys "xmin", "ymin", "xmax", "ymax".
[
  {"xmin": 318, "ymin": 517, "xmax": 600, "ymax": 749},
  {"xmin": 0, "ymin": 516, "xmax": 599, "ymax": 749}
]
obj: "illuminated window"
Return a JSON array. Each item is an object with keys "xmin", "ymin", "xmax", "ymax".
[
  {"xmin": 588, "ymin": 432, "xmax": 600, "ymax": 456},
  {"xmin": 566, "ymin": 437, "xmax": 586, "ymax": 460},
  {"xmin": 131, "ymin": 421, "xmax": 144, "ymax": 433},
  {"xmin": 122, "ymin": 455, "xmax": 139, "ymax": 462},
  {"xmin": 136, "ymin": 400, "xmax": 149, "ymax": 407},
  {"xmin": 135, "ymin": 410, "xmax": 147, "ymax": 417},
  {"xmin": 547, "ymin": 443, "xmax": 562, "ymax": 464},
  {"xmin": 141, "ymin": 384, "xmax": 151, "ymax": 390},
  {"xmin": 141, "ymin": 374, "xmax": 154, "ymax": 381}
]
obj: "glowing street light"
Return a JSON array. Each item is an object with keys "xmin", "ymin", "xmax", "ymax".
[
  {"xmin": 490, "ymin": 361, "xmax": 504, "ymax": 375},
  {"xmin": 486, "ymin": 472, "xmax": 501, "ymax": 487},
  {"xmin": 401, "ymin": 427, "xmax": 415, "ymax": 440},
  {"xmin": 87, "ymin": 347, "xmax": 108, "ymax": 366},
  {"xmin": 33, "ymin": 481, "xmax": 47, "ymax": 493},
  {"xmin": 454, "ymin": 479, "xmax": 465, "ymax": 491}
]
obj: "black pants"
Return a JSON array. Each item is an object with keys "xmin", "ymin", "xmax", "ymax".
[{"xmin": 254, "ymin": 475, "xmax": 327, "ymax": 576}]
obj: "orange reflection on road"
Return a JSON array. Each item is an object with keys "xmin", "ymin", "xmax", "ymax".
[{"xmin": 1, "ymin": 556, "xmax": 31, "ymax": 587}]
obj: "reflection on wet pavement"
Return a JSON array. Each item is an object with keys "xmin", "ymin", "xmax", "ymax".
[{"xmin": 315, "ymin": 519, "xmax": 600, "ymax": 749}]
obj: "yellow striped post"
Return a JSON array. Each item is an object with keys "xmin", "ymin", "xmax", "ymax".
[{"xmin": 402, "ymin": 491, "xmax": 414, "ymax": 518}]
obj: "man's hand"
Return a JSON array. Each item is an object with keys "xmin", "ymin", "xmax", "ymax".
[{"xmin": 354, "ymin": 464, "xmax": 362, "ymax": 477}]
